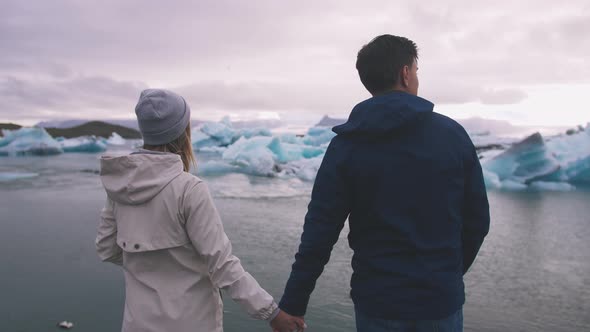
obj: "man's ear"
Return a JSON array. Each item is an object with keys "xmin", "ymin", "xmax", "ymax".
[{"xmin": 401, "ymin": 65, "xmax": 410, "ymax": 88}]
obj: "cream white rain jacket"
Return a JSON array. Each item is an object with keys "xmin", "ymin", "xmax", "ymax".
[{"xmin": 95, "ymin": 152, "xmax": 278, "ymax": 332}]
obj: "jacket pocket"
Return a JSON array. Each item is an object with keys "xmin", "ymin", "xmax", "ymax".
[
  {"xmin": 116, "ymin": 235, "xmax": 190, "ymax": 253},
  {"xmin": 114, "ymin": 200, "xmax": 191, "ymax": 253}
]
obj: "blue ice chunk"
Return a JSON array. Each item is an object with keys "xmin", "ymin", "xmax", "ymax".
[
  {"xmin": 529, "ymin": 181, "xmax": 575, "ymax": 191},
  {"xmin": 562, "ymin": 155, "xmax": 590, "ymax": 184},
  {"xmin": 191, "ymin": 129, "xmax": 221, "ymax": 150},
  {"xmin": 201, "ymin": 116, "xmax": 235, "ymax": 145},
  {"xmin": 303, "ymin": 127, "xmax": 336, "ymax": 146},
  {"xmin": 483, "ymin": 133, "xmax": 560, "ymax": 184},
  {"xmin": 196, "ymin": 160, "xmax": 242, "ymax": 176},
  {"xmin": 0, "ymin": 172, "xmax": 40, "ymax": 182},
  {"xmin": 280, "ymin": 155, "xmax": 325, "ymax": 181},
  {"xmin": 482, "ymin": 169, "xmax": 501, "ymax": 189},
  {"xmin": 237, "ymin": 127, "xmax": 272, "ymax": 139},
  {"xmin": 222, "ymin": 137, "xmax": 276, "ymax": 176},
  {"xmin": 60, "ymin": 136, "xmax": 107, "ymax": 153},
  {"xmin": 0, "ymin": 127, "xmax": 63, "ymax": 156},
  {"xmin": 499, "ymin": 180, "xmax": 528, "ymax": 191},
  {"xmin": 106, "ymin": 132, "xmax": 126, "ymax": 146},
  {"xmin": 267, "ymin": 137, "xmax": 325, "ymax": 163},
  {"xmin": 278, "ymin": 133, "xmax": 303, "ymax": 144}
]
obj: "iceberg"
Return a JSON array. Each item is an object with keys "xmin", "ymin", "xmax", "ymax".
[
  {"xmin": 0, "ymin": 172, "xmax": 39, "ymax": 182},
  {"xmin": 237, "ymin": 127, "xmax": 272, "ymax": 139},
  {"xmin": 280, "ymin": 156, "xmax": 324, "ymax": 181},
  {"xmin": 218, "ymin": 135, "xmax": 328, "ymax": 178},
  {"xmin": 483, "ymin": 133, "xmax": 560, "ymax": 184},
  {"xmin": 196, "ymin": 160, "xmax": 243, "ymax": 176},
  {"xmin": 0, "ymin": 127, "xmax": 63, "ymax": 156},
  {"xmin": 529, "ymin": 181, "xmax": 575, "ymax": 191},
  {"xmin": 106, "ymin": 132, "xmax": 126, "ymax": 146},
  {"xmin": 482, "ymin": 169, "xmax": 501, "ymax": 189},
  {"xmin": 191, "ymin": 128, "xmax": 220, "ymax": 150},
  {"xmin": 200, "ymin": 116, "xmax": 235, "ymax": 145},
  {"xmin": 302, "ymin": 126, "xmax": 336, "ymax": 146},
  {"xmin": 482, "ymin": 126, "xmax": 590, "ymax": 189},
  {"xmin": 222, "ymin": 137, "xmax": 276, "ymax": 176},
  {"xmin": 192, "ymin": 117, "xmax": 274, "ymax": 151},
  {"xmin": 60, "ymin": 136, "xmax": 107, "ymax": 153},
  {"xmin": 278, "ymin": 133, "xmax": 304, "ymax": 145},
  {"xmin": 267, "ymin": 137, "xmax": 325, "ymax": 163}
]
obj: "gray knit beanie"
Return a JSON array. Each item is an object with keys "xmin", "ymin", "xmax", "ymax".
[{"xmin": 135, "ymin": 89, "xmax": 191, "ymax": 145}]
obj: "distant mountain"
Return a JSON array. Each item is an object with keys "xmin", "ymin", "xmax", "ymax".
[
  {"xmin": 36, "ymin": 119, "xmax": 140, "ymax": 130},
  {"xmin": 456, "ymin": 117, "xmax": 522, "ymax": 135},
  {"xmin": 45, "ymin": 121, "xmax": 141, "ymax": 139},
  {"xmin": 0, "ymin": 123, "xmax": 22, "ymax": 136},
  {"xmin": 36, "ymin": 119, "xmax": 208, "ymax": 131},
  {"xmin": 315, "ymin": 115, "xmax": 346, "ymax": 127}
]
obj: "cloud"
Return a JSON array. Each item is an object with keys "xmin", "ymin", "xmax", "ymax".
[
  {"xmin": 479, "ymin": 88, "xmax": 528, "ymax": 105},
  {"xmin": 0, "ymin": 75, "xmax": 147, "ymax": 121},
  {"xmin": 0, "ymin": 0, "xmax": 589, "ymax": 124}
]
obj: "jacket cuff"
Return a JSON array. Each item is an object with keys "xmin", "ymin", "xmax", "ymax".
[
  {"xmin": 267, "ymin": 306, "xmax": 281, "ymax": 321},
  {"xmin": 257, "ymin": 300, "xmax": 279, "ymax": 321}
]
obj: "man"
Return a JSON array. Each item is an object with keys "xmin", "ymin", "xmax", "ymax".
[{"xmin": 277, "ymin": 35, "xmax": 490, "ymax": 332}]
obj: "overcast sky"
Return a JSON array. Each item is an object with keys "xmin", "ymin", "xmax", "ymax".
[{"xmin": 1, "ymin": 0, "xmax": 589, "ymax": 126}]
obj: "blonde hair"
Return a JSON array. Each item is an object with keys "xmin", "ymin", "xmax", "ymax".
[{"xmin": 143, "ymin": 124, "xmax": 196, "ymax": 172}]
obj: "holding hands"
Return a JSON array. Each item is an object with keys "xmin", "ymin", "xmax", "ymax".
[{"xmin": 270, "ymin": 309, "xmax": 306, "ymax": 332}]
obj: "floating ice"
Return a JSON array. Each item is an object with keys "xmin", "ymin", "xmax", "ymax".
[
  {"xmin": 267, "ymin": 137, "xmax": 325, "ymax": 163},
  {"xmin": 106, "ymin": 132, "xmax": 126, "ymax": 146},
  {"xmin": 218, "ymin": 135, "xmax": 328, "ymax": 178},
  {"xmin": 57, "ymin": 320, "xmax": 74, "ymax": 329},
  {"xmin": 482, "ymin": 128, "xmax": 590, "ymax": 189},
  {"xmin": 191, "ymin": 128, "xmax": 220, "ymax": 150},
  {"xmin": 197, "ymin": 160, "xmax": 243, "ymax": 176},
  {"xmin": 277, "ymin": 133, "xmax": 304, "ymax": 145},
  {"xmin": 302, "ymin": 126, "xmax": 336, "ymax": 146},
  {"xmin": 0, "ymin": 127, "xmax": 63, "ymax": 156},
  {"xmin": 192, "ymin": 118, "xmax": 274, "ymax": 151},
  {"xmin": 280, "ymin": 156, "xmax": 324, "ymax": 181},
  {"xmin": 198, "ymin": 146, "xmax": 227, "ymax": 153},
  {"xmin": 482, "ymin": 169, "xmax": 501, "ymax": 189},
  {"xmin": 237, "ymin": 127, "xmax": 272, "ymax": 139},
  {"xmin": 483, "ymin": 133, "xmax": 560, "ymax": 184},
  {"xmin": 222, "ymin": 137, "xmax": 276, "ymax": 176},
  {"xmin": 60, "ymin": 136, "xmax": 107, "ymax": 153},
  {"xmin": 529, "ymin": 181, "xmax": 575, "ymax": 191},
  {"xmin": 200, "ymin": 116, "xmax": 235, "ymax": 145},
  {"xmin": 0, "ymin": 172, "xmax": 39, "ymax": 182}
]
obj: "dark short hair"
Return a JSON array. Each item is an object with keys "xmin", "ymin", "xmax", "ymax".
[{"xmin": 356, "ymin": 35, "xmax": 418, "ymax": 95}]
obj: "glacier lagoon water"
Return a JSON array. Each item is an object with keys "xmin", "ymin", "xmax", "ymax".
[{"xmin": 1, "ymin": 136, "xmax": 590, "ymax": 331}]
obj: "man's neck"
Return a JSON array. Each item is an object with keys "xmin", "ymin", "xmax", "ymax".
[{"xmin": 372, "ymin": 87, "xmax": 409, "ymax": 97}]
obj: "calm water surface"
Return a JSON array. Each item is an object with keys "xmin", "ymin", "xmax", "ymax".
[{"xmin": 1, "ymin": 153, "xmax": 589, "ymax": 331}]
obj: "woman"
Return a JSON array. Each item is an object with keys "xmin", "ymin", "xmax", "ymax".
[{"xmin": 95, "ymin": 89, "xmax": 303, "ymax": 332}]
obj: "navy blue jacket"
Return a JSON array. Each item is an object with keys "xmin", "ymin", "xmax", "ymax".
[{"xmin": 279, "ymin": 91, "xmax": 490, "ymax": 320}]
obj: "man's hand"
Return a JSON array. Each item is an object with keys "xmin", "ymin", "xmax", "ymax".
[{"xmin": 270, "ymin": 309, "xmax": 306, "ymax": 332}]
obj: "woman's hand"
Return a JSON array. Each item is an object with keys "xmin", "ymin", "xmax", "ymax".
[{"xmin": 270, "ymin": 309, "xmax": 306, "ymax": 332}]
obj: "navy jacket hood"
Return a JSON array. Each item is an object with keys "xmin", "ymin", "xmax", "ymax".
[{"xmin": 333, "ymin": 91, "xmax": 434, "ymax": 137}]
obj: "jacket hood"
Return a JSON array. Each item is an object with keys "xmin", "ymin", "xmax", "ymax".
[
  {"xmin": 333, "ymin": 91, "xmax": 434, "ymax": 137},
  {"xmin": 100, "ymin": 153, "xmax": 184, "ymax": 205}
]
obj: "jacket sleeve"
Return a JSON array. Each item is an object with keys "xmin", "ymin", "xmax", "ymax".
[
  {"xmin": 279, "ymin": 138, "xmax": 351, "ymax": 317},
  {"xmin": 95, "ymin": 197, "xmax": 123, "ymax": 265},
  {"xmin": 462, "ymin": 145, "xmax": 490, "ymax": 274},
  {"xmin": 183, "ymin": 181, "xmax": 278, "ymax": 320}
]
